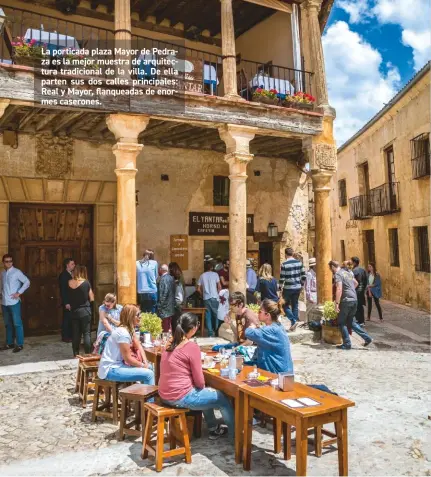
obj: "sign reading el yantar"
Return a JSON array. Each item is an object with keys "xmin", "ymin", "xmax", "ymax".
[{"xmin": 189, "ymin": 212, "xmax": 254, "ymax": 236}]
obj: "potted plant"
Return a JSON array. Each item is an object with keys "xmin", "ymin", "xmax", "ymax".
[
  {"xmin": 321, "ymin": 301, "xmax": 342, "ymax": 345},
  {"xmin": 139, "ymin": 312, "xmax": 163, "ymax": 341},
  {"xmin": 282, "ymin": 91, "xmax": 315, "ymax": 110},
  {"xmin": 12, "ymin": 37, "xmax": 44, "ymax": 68},
  {"xmin": 252, "ymin": 87, "xmax": 279, "ymax": 105}
]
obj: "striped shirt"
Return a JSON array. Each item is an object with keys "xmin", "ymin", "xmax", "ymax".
[{"xmin": 280, "ymin": 258, "xmax": 306, "ymax": 291}]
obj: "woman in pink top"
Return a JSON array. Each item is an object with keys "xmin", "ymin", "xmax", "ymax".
[{"xmin": 159, "ymin": 312, "xmax": 234, "ymax": 440}]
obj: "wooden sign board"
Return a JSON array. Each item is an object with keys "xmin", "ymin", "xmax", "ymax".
[
  {"xmin": 189, "ymin": 212, "xmax": 254, "ymax": 236},
  {"xmin": 170, "ymin": 235, "xmax": 189, "ymax": 271}
]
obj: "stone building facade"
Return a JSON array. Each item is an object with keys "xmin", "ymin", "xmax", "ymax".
[
  {"xmin": 0, "ymin": 0, "xmax": 337, "ymax": 337},
  {"xmin": 330, "ymin": 63, "xmax": 430, "ymax": 311}
]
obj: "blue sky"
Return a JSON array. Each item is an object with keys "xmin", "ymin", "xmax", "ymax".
[{"xmin": 322, "ymin": 0, "xmax": 430, "ymax": 145}]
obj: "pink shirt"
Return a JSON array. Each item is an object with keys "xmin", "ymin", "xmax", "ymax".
[{"xmin": 158, "ymin": 341, "xmax": 205, "ymax": 402}]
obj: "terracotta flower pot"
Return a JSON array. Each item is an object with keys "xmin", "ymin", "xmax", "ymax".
[
  {"xmin": 12, "ymin": 55, "xmax": 42, "ymax": 68},
  {"xmin": 322, "ymin": 324, "xmax": 342, "ymax": 345},
  {"xmin": 253, "ymin": 95, "xmax": 279, "ymax": 106},
  {"xmin": 282, "ymin": 100, "xmax": 314, "ymax": 111}
]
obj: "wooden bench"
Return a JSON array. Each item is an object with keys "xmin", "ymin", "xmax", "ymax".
[
  {"xmin": 142, "ymin": 402, "xmax": 191, "ymax": 472},
  {"xmin": 118, "ymin": 384, "xmax": 159, "ymax": 440}
]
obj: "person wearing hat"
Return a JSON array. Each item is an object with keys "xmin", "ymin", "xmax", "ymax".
[
  {"xmin": 305, "ymin": 257, "xmax": 317, "ymax": 313},
  {"xmin": 246, "ymin": 259, "xmax": 258, "ymax": 304}
]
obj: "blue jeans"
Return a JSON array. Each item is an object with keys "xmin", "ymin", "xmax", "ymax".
[
  {"xmin": 2, "ymin": 303, "xmax": 24, "ymax": 346},
  {"xmin": 106, "ymin": 364, "xmax": 155, "ymax": 385},
  {"xmin": 139, "ymin": 292, "xmax": 157, "ymax": 314},
  {"xmin": 282, "ymin": 289, "xmax": 300, "ymax": 325},
  {"xmin": 338, "ymin": 301, "xmax": 372, "ymax": 348},
  {"xmin": 162, "ymin": 387, "xmax": 234, "ymax": 437},
  {"xmin": 204, "ymin": 298, "xmax": 219, "ymax": 337}
]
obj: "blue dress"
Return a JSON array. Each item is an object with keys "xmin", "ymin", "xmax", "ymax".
[{"xmin": 97, "ymin": 304, "xmax": 123, "ymax": 335}]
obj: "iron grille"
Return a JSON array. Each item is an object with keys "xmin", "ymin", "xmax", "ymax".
[{"xmin": 411, "ymin": 133, "xmax": 430, "ymax": 179}]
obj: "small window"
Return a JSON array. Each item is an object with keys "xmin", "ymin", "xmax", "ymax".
[
  {"xmin": 411, "ymin": 133, "xmax": 430, "ymax": 179},
  {"xmin": 414, "ymin": 226, "xmax": 430, "ymax": 272},
  {"xmin": 340, "ymin": 240, "xmax": 346, "ymax": 262},
  {"xmin": 338, "ymin": 179, "xmax": 347, "ymax": 207},
  {"xmin": 389, "ymin": 228, "xmax": 400, "ymax": 267},
  {"xmin": 213, "ymin": 176, "xmax": 229, "ymax": 206}
]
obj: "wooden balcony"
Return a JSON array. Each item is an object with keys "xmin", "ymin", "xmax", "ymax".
[{"xmin": 349, "ymin": 195, "xmax": 371, "ymax": 220}]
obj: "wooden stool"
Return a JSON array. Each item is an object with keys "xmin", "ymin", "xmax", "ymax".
[
  {"xmin": 78, "ymin": 361, "xmax": 99, "ymax": 408},
  {"xmin": 92, "ymin": 378, "xmax": 124, "ymax": 425},
  {"xmin": 314, "ymin": 425, "xmax": 338, "ymax": 457},
  {"xmin": 75, "ymin": 354, "xmax": 100, "ymax": 392},
  {"xmin": 142, "ymin": 402, "xmax": 192, "ymax": 472},
  {"xmin": 118, "ymin": 384, "xmax": 159, "ymax": 440}
]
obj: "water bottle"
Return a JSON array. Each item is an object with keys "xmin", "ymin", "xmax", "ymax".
[
  {"xmin": 135, "ymin": 326, "xmax": 141, "ymax": 341},
  {"xmin": 229, "ymin": 352, "xmax": 236, "ymax": 371}
]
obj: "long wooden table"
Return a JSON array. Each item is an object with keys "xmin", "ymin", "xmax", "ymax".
[
  {"xmin": 143, "ymin": 346, "xmax": 355, "ymax": 476},
  {"xmin": 241, "ymin": 380, "xmax": 355, "ymax": 475}
]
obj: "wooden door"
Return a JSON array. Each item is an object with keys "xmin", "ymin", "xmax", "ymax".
[{"xmin": 9, "ymin": 204, "xmax": 93, "ymax": 336}]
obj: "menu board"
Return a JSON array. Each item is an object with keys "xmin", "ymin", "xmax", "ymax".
[{"xmin": 170, "ymin": 235, "xmax": 188, "ymax": 271}]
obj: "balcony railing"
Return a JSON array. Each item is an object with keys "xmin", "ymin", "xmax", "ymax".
[
  {"xmin": 349, "ymin": 182, "xmax": 400, "ymax": 220},
  {"xmin": 369, "ymin": 182, "xmax": 400, "ymax": 216},
  {"xmin": 349, "ymin": 195, "xmax": 371, "ymax": 220},
  {"xmin": 0, "ymin": 5, "xmax": 314, "ymax": 102}
]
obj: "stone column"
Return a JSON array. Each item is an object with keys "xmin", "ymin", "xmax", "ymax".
[
  {"xmin": 106, "ymin": 113, "xmax": 150, "ymax": 304},
  {"xmin": 114, "ymin": 0, "xmax": 132, "ymax": 78},
  {"xmin": 311, "ymin": 171, "xmax": 333, "ymax": 303},
  {"xmin": 220, "ymin": 0, "xmax": 240, "ymax": 99},
  {"xmin": 219, "ymin": 125, "xmax": 256, "ymax": 296},
  {"xmin": 303, "ymin": 0, "xmax": 328, "ymax": 108}
]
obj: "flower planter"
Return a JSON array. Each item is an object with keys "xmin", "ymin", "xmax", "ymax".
[
  {"xmin": 282, "ymin": 101, "xmax": 314, "ymax": 111},
  {"xmin": 322, "ymin": 324, "xmax": 342, "ymax": 345},
  {"xmin": 252, "ymin": 95, "xmax": 279, "ymax": 106},
  {"xmin": 12, "ymin": 55, "xmax": 42, "ymax": 68}
]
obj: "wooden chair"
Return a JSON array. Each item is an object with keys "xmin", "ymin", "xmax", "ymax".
[
  {"xmin": 91, "ymin": 378, "xmax": 131, "ymax": 425},
  {"xmin": 77, "ymin": 361, "xmax": 99, "ymax": 408},
  {"xmin": 118, "ymin": 384, "xmax": 159, "ymax": 440},
  {"xmin": 142, "ymin": 402, "xmax": 192, "ymax": 472}
]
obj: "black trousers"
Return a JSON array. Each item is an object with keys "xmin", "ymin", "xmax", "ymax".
[
  {"xmin": 355, "ymin": 293, "xmax": 365, "ymax": 324},
  {"xmin": 61, "ymin": 309, "xmax": 73, "ymax": 341},
  {"xmin": 367, "ymin": 295, "xmax": 383, "ymax": 320},
  {"xmin": 71, "ymin": 308, "xmax": 92, "ymax": 356}
]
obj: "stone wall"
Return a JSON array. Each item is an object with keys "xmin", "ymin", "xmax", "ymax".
[{"xmin": 330, "ymin": 71, "xmax": 430, "ymax": 311}]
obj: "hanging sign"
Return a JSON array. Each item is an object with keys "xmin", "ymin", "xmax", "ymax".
[{"xmin": 189, "ymin": 212, "xmax": 254, "ymax": 236}]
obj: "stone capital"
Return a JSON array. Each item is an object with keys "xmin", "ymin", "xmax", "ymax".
[
  {"xmin": 225, "ymin": 152, "xmax": 253, "ymax": 179},
  {"xmin": 311, "ymin": 171, "xmax": 333, "ymax": 192},
  {"xmin": 107, "ymin": 114, "xmax": 150, "ymax": 143},
  {"xmin": 303, "ymin": 0, "xmax": 323, "ymax": 13},
  {"xmin": 112, "ymin": 142, "xmax": 144, "ymax": 169},
  {"xmin": 0, "ymin": 99, "xmax": 10, "ymax": 119},
  {"xmin": 219, "ymin": 125, "xmax": 256, "ymax": 154}
]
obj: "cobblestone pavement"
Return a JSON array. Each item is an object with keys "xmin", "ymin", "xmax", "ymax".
[{"xmin": 0, "ymin": 300, "xmax": 429, "ymax": 476}]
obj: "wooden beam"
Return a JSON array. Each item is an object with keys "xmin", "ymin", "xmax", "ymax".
[
  {"xmin": 52, "ymin": 112, "xmax": 85, "ymax": 134},
  {"xmin": 35, "ymin": 113, "xmax": 58, "ymax": 131},
  {"xmin": 18, "ymin": 109, "xmax": 38, "ymax": 130},
  {"xmin": 241, "ymin": 0, "xmax": 292, "ymax": 13},
  {"xmin": 138, "ymin": 0, "xmax": 168, "ymax": 21},
  {"xmin": 0, "ymin": 105, "xmax": 17, "ymax": 127}
]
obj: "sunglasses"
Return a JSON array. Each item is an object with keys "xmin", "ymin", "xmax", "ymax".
[
  {"xmin": 3, "ymin": 260, "xmax": 12, "ymax": 263},
  {"xmin": 196, "ymin": 321, "xmax": 200, "ymax": 328}
]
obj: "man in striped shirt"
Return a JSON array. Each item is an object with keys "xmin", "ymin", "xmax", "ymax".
[{"xmin": 280, "ymin": 247, "xmax": 306, "ymax": 332}]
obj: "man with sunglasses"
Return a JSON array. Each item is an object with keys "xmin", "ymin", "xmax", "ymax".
[{"xmin": 1, "ymin": 254, "xmax": 30, "ymax": 352}]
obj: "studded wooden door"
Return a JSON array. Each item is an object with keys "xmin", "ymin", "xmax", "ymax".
[{"xmin": 9, "ymin": 204, "xmax": 93, "ymax": 336}]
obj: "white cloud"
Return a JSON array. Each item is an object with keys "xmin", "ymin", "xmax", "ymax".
[
  {"xmin": 337, "ymin": 0, "xmax": 372, "ymax": 23},
  {"xmin": 373, "ymin": 0, "xmax": 431, "ymax": 70},
  {"xmin": 323, "ymin": 21, "xmax": 401, "ymax": 145},
  {"xmin": 337, "ymin": 0, "xmax": 431, "ymax": 71}
]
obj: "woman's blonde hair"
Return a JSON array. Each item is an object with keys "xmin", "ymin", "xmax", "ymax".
[
  {"xmin": 258, "ymin": 263, "xmax": 273, "ymax": 281},
  {"xmin": 119, "ymin": 304, "xmax": 139, "ymax": 338},
  {"xmin": 104, "ymin": 293, "xmax": 117, "ymax": 306},
  {"xmin": 73, "ymin": 265, "xmax": 88, "ymax": 280},
  {"xmin": 260, "ymin": 298, "xmax": 285, "ymax": 321}
]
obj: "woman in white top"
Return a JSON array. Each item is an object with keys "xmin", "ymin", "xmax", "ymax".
[
  {"xmin": 97, "ymin": 293, "xmax": 123, "ymax": 335},
  {"xmin": 98, "ymin": 304, "xmax": 154, "ymax": 384}
]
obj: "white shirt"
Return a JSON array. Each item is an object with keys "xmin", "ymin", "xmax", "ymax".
[
  {"xmin": 198, "ymin": 271, "xmax": 220, "ymax": 301},
  {"xmin": 217, "ymin": 289, "xmax": 230, "ymax": 322},
  {"xmin": 1, "ymin": 266, "xmax": 30, "ymax": 306},
  {"xmin": 98, "ymin": 327, "xmax": 132, "ymax": 379}
]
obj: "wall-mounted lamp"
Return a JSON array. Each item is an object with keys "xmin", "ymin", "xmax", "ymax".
[
  {"xmin": 135, "ymin": 190, "xmax": 139, "ymax": 206},
  {"xmin": 267, "ymin": 222, "xmax": 278, "ymax": 238}
]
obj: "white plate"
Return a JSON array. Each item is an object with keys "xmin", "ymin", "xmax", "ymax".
[
  {"xmin": 202, "ymin": 363, "xmax": 215, "ymax": 369},
  {"xmin": 201, "ymin": 352, "xmax": 206, "ymax": 360}
]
